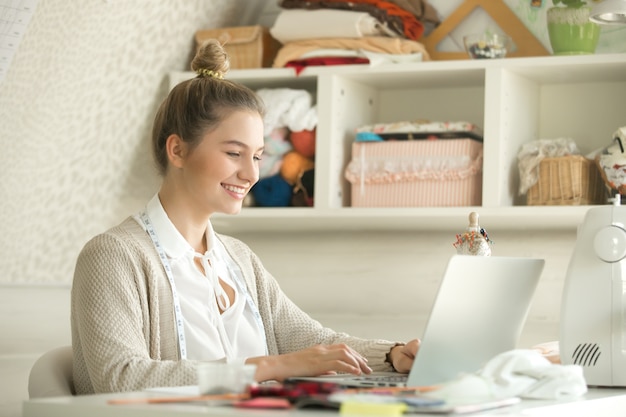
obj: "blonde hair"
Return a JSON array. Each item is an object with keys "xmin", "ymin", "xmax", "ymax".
[{"xmin": 151, "ymin": 39, "xmax": 265, "ymax": 175}]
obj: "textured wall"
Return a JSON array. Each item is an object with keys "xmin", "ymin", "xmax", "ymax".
[
  {"xmin": 1, "ymin": 0, "xmax": 625, "ymax": 287},
  {"xmin": 0, "ymin": 0, "xmax": 246, "ymax": 284}
]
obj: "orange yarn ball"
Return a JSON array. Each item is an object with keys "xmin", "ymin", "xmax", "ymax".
[
  {"xmin": 290, "ymin": 129, "xmax": 316, "ymax": 158},
  {"xmin": 280, "ymin": 151, "xmax": 314, "ymax": 185}
]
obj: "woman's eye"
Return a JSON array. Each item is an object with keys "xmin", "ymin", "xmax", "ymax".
[
  {"xmin": 226, "ymin": 152, "xmax": 240, "ymax": 157},
  {"xmin": 254, "ymin": 155, "xmax": 263, "ymax": 161}
]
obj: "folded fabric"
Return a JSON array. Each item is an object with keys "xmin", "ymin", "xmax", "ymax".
[
  {"xmin": 273, "ymin": 36, "xmax": 429, "ymax": 68},
  {"xmin": 424, "ymin": 349, "xmax": 587, "ymax": 403},
  {"xmin": 280, "ymin": 0, "xmax": 440, "ymax": 27},
  {"xmin": 286, "ymin": 56, "xmax": 370, "ymax": 75},
  {"xmin": 298, "ymin": 47, "xmax": 425, "ymax": 65},
  {"xmin": 278, "ymin": 0, "xmax": 427, "ymax": 40},
  {"xmin": 359, "ymin": 49, "xmax": 424, "ymax": 65},
  {"xmin": 256, "ymin": 88, "xmax": 318, "ymax": 135},
  {"xmin": 384, "ymin": 0, "xmax": 440, "ymax": 28},
  {"xmin": 270, "ymin": 9, "xmax": 390, "ymax": 44}
]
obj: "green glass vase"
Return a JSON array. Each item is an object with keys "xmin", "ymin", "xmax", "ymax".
[{"xmin": 547, "ymin": 6, "xmax": 600, "ymax": 55}]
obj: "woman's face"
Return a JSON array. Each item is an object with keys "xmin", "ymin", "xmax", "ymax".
[{"xmin": 179, "ymin": 109, "xmax": 264, "ymax": 216}]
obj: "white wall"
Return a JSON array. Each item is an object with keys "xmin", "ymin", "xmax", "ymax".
[{"xmin": 2, "ymin": 1, "xmax": 626, "ymax": 416}]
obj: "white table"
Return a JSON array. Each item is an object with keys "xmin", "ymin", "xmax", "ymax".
[{"xmin": 22, "ymin": 388, "xmax": 626, "ymax": 417}]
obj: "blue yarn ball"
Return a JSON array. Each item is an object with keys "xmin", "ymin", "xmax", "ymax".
[{"xmin": 251, "ymin": 174, "xmax": 293, "ymax": 207}]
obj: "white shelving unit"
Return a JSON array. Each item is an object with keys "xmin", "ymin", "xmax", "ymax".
[{"xmin": 169, "ymin": 53, "xmax": 626, "ymax": 233}]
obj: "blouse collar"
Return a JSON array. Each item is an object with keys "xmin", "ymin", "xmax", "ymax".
[{"xmin": 145, "ymin": 193, "xmax": 217, "ymax": 259}]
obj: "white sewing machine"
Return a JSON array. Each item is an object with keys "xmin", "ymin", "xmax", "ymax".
[{"xmin": 560, "ymin": 194, "xmax": 626, "ymax": 386}]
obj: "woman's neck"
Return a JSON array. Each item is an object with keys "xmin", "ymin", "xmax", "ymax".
[{"xmin": 157, "ymin": 186, "xmax": 209, "ymax": 253}]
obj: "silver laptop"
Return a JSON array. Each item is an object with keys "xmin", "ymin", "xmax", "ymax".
[{"xmin": 288, "ymin": 255, "xmax": 544, "ymax": 388}]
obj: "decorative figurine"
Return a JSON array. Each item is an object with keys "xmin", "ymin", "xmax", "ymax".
[{"xmin": 453, "ymin": 212, "xmax": 492, "ymax": 256}]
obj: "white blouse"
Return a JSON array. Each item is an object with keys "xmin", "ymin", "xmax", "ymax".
[{"xmin": 143, "ymin": 194, "xmax": 266, "ymax": 363}]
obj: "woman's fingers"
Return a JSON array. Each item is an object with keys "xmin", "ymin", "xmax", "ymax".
[
  {"xmin": 313, "ymin": 343, "xmax": 371, "ymax": 375},
  {"xmin": 248, "ymin": 344, "xmax": 373, "ymax": 382}
]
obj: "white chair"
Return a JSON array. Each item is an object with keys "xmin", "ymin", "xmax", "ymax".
[{"xmin": 28, "ymin": 345, "xmax": 75, "ymax": 398}]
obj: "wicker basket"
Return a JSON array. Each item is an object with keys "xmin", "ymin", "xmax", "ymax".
[
  {"xmin": 195, "ymin": 26, "xmax": 281, "ymax": 69},
  {"xmin": 526, "ymin": 155, "xmax": 607, "ymax": 205}
]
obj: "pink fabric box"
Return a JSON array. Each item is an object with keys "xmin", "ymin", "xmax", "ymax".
[{"xmin": 345, "ymin": 139, "xmax": 483, "ymax": 207}]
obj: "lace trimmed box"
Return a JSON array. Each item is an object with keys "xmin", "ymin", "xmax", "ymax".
[{"xmin": 345, "ymin": 137, "xmax": 483, "ymax": 207}]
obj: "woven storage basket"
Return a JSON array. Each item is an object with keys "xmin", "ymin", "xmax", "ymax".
[
  {"xmin": 526, "ymin": 155, "xmax": 607, "ymax": 205},
  {"xmin": 195, "ymin": 26, "xmax": 281, "ymax": 69}
]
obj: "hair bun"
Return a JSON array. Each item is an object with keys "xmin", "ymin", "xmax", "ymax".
[{"xmin": 191, "ymin": 39, "xmax": 230, "ymax": 78}]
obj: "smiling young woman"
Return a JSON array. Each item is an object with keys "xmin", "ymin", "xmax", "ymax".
[{"xmin": 70, "ymin": 39, "xmax": 420, "ymax": 395}]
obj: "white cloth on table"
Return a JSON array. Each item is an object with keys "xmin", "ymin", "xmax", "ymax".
[{"xmin": 424, "ymin": 349, "xmax": 587, "ymax": 402}]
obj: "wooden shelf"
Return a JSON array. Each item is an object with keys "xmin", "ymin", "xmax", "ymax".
[
  {"xmin": 211, "ymin": 206, "xmax": 592, "ymax": 233},
  {"xmin": 170, "ymin": 53, "xmax": 626, "ymax": 234}
]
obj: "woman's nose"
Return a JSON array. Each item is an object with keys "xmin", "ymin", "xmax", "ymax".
[{"xmin": 239, "ymin": 157, "xmax": 259, "ymax": 184}]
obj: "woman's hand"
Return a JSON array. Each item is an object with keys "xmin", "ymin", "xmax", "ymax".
[
  {"xmin": 389, "ymin": 339, "xmax": 420, "ymax": 373},
  {"xmin": 247, "ymin": 344, "xmax": 372, "ymax": 382}
]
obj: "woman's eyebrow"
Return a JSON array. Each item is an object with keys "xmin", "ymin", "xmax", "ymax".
[
  {"xmin": 221, "ymin": 140, "xmax": 264, "ymax": 153},
  {"xmin": 221, "ymin": 140, "xmax": 246, "ymax": 147}
]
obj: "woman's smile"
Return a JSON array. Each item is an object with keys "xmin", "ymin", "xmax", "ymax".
[{"xmin": 222, "ymin": 183, "xmax": 248, "ymax": 199}]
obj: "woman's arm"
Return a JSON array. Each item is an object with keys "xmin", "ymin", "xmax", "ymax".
[{"xmin": 220, "ymin": 235, "xmax": 416, "ymax": 379}]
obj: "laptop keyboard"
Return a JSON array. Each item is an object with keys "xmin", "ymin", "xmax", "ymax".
[{"xmin": 353, "ymin": 374, "xmax": 408, "ymax": 387}]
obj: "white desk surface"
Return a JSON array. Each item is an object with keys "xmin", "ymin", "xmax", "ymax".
[{"xmin": 22, "ymin": 387, "xmax": 626, "ymax": 417}]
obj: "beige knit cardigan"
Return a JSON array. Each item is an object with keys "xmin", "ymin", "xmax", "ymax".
[{"xmin": 71, "ymin": 217, "xmax": 397, "ymax": 394}]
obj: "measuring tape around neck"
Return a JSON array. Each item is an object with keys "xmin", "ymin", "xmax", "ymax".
[{"xmin": 138, "ymin": 212, "xmax": 188, "ymax": 360}]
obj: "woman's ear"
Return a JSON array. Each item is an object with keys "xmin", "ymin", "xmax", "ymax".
[{"xmin": 165, "ymin": 134, "xmax": 187, "ymax": 169}]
